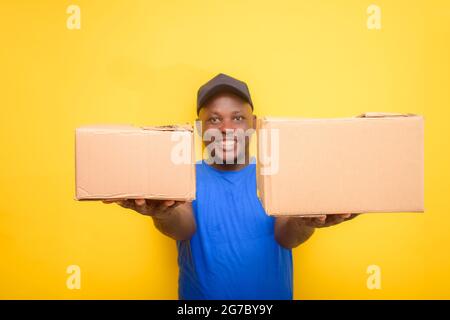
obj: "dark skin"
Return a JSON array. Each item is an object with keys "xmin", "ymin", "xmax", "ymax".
[
  {"xmin": 197, "ymin": 92, "xmax": 255, "ymax": 172},
  {"xmin": 104, "ymin": 91, "xmax": 358, "ymax": 247}
]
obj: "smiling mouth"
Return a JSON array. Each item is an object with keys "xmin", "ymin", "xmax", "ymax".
[{"xmin": 214, "ymin": 139, "xmax": 237, "ymax": 152}]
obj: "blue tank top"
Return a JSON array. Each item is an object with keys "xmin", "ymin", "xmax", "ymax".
[{"xmin": 176, "ymin": 159, "xmax": 293, "ymax": 299}]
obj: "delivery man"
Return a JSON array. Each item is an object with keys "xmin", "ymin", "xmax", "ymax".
[{"xmin": 103, "ymin": 73, "xmax": 358, "ymax": 299}]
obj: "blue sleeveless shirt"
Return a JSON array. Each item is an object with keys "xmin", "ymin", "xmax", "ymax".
[{"xmin": 176, "ymin": 160, "xmax": 293, "ymax": 299}]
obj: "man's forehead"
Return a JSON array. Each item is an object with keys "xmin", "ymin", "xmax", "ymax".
[{"xmin": 199, "ymin": 94, "xmax": 252, "ymax": 116}]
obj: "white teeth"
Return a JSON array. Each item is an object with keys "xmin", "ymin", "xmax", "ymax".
[
  {"xmin": 222, "ymin": 140, "xmax": 235, "ymax": 147},
  {"xmin": 215, "ymin": 140, "xmax": 236, "ymax": 151}
]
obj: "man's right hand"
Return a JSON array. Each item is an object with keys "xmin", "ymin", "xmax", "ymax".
[
  {"xmin": 102, "ymin": 199, "xmax": 185, "ymax": 220},
  {"xmin": 103, "ymin": 198, "xmax": 196, "ymax": 241}
]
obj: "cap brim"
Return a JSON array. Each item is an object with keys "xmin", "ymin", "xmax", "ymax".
[{"xmin": 197, "ymin": 84, "xmax": 252, "ymax": 114}]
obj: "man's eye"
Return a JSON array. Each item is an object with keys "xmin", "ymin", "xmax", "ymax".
[
  {"xmin": 209, "ymin": 117, "xmax": 220, "ymax": 123},
  {"xmin": 234, "ymin": 116, "xmax": 244, "ymax": 121}
]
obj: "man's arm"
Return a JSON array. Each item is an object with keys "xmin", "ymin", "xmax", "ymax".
[
  {"xmin": 275, "ymin": 214, "xmax": 359, "ymax": 249},
  {"xmin": 151, "ymin": 202, "xmax": 196, "ymax": 241},
  {"xmin": 104, "ymin": 199, "xmax": 196, "ymax": 241},
  {"xmin": 274, "ymin": 217, "xmax": 316, "ymax": 249}
]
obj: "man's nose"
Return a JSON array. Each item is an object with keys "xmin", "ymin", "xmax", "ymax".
[{"xmin": 218, "ymin": 120, "xmax": 237, "ymax": 134}]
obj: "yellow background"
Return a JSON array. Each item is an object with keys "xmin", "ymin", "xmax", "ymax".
[{"xmin": 1, "ymin": 0, "xmax": 449, "ymax": 299}]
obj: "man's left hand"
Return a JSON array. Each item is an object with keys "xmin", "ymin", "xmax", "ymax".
[{"xmin": 293, "ymin": 213, "xmax": 360, "ymax": 229}]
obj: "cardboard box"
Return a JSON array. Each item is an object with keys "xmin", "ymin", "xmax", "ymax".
[
  {"xmin": 75, "ymin": 124, "xmax": 195, "ymax": 201},
  {"xmin": 256, "ymin": 113, "xmax": 424, "ymax": 216}
]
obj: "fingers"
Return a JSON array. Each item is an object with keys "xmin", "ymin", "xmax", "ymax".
[
  {"xmin": 134, "ymin": 199, "xmax": 178, "ymax": 216},
  {"xmin": 298, "ymin": 215, "xmax": 326, "ymax": 228},
  {"xmin": 104, "ymin": 198, "xmax": 184, "ymax": 217},
  {"xmin": 319, "ymin": 213, "xmax": 359, "ymax": 227},
  {"xmin": 172, "ymin": 201, "xmax": 187, "ymax": 209},
  {"xmin": 135, "ymin": 199, "xmax": 146, "ymax": 206},
  {"xmin": 161, "ymin": 200, "xmax": 186, "ymax": 210},
  {"xmin": 326, "ymin": 214, "xmax": 347, "ymax": 225},
  {"xmin": 301, "ymin": 214, "xmax": 343, "ymax": 228},
  {"xmin": 102, "ymin": 199, "xmax": 119, "ymax": 204},
  {"xmin": 113, "ymin": 199, "xmax": 135, "ymax": 212},
  {"xmin": 346, "ymin": 213, "xmax": 360, "ymax": 221},
  {"xmin": 119, "ymin": 199, "xmax": 153, "ymax": 215},
  {"xmin": 331, "ymin": 213, "xmax": 359, "ymax": 223},
  {"xmin": 293, "ymin": 212, "xmax": 360, "ymax": 229},
  {"xmin": 150, "ymin": 199, "xmax": 185, "ymax": 211},
  {"xmin": 163, "ymin": 200, "xmax": 175, "ymax": 207},
  {"xmin": 312, "ymin": 215, "xmax": 326, "ymax": 225},
  {"xmin": 153, "ymin": 200, "xmax": 182, "ymax": 215},
  {"xmin": 102, "ymin": 199, "xmax": 128, "ymax": 205}
]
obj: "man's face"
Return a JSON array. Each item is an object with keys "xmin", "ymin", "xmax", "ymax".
[{"xmin": 198, "ymin": 92, "xmax": 256, "ymax": 165}]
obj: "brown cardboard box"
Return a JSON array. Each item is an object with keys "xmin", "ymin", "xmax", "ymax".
[
  {"xmin": 75, "ymin": 124, "xmax": 195, "ymax": 201},
  {"xmin": 256, "ymin": 113, "xmax": 424, "ymax": 216}
]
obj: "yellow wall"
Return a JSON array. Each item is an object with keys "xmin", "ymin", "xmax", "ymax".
[{"xmin": 1, "ymin": 0, "xmax": 449, "ymax": 299}]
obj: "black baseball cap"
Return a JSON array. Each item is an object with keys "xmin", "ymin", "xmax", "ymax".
[{"xmin": 197, "ymin": 73, "xmax": 253, "ymax": 115}]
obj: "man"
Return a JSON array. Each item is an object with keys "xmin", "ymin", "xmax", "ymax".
[{"xmin": 104, "ymin": 73, "xmax": 358, "ymax": 299}]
